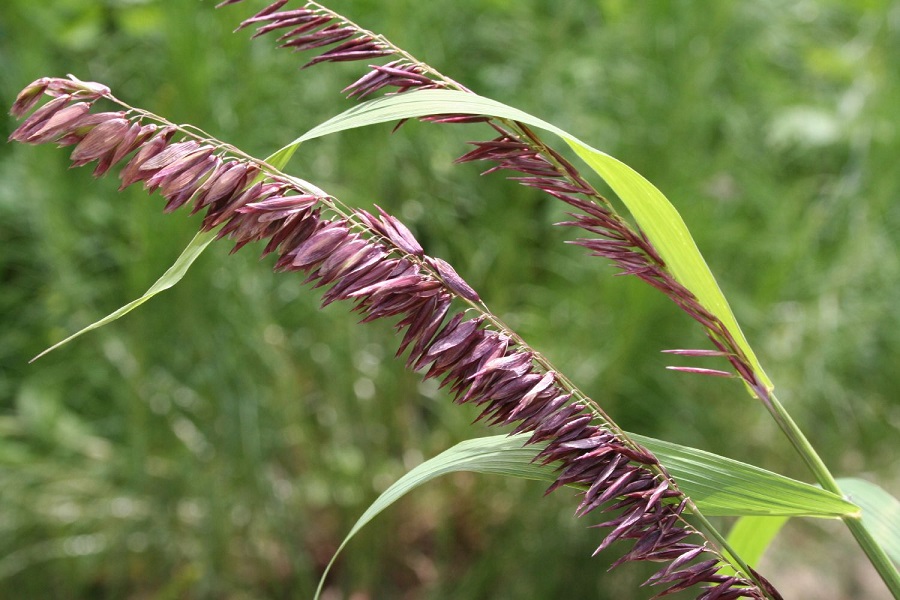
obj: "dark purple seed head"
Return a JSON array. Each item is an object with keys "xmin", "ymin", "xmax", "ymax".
[
  {"xmin": 8, "ymin": 95, "xmax": 75, "ymax": 142},
  {"xmin": 21, "ymin": 102, "xmax": 91, "ymax": 143}
]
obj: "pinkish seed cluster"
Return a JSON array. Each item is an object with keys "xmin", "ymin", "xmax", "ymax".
[{"xmin": 10, "ymin": 77, "xmax": 774, "ymax": 599}]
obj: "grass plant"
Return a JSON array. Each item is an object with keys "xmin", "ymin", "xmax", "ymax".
[{"xmin": 2, "ymin": 1, "xmax": 898, "ymax": 598}]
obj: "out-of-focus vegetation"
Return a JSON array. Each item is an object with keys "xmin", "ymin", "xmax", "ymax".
[{"xmin": 1, "ymin": 0, "xmax": 897, "ymax": 598}]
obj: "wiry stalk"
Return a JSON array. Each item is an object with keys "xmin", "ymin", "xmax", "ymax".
[{"xmin": 10, "ymin": 77, "xmax": 781, "ymax": 599}]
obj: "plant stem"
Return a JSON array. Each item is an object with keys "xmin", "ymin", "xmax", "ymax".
[
  {"xmin": 762, "ymin": 391, "xmax": 900, "ymax": 598},
  {"xmin": 690, "ymin": 510, "xmax": 763, "ymax": 585}
]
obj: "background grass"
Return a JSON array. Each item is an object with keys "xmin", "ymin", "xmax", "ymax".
[{"xmin": 1, "ymin": 0, "xmax": 898, "ymax": 598}]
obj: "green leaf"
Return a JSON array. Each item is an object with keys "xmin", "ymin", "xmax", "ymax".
[
  {"xmin": 838, "ymin": 477, "xmax": 900, "ymax": 566},
  {"xmin": 285, "ymin": 89, "xmax": 771, "ymax": 389},
  {"xmin": 316, "ymin": 433, "xmax": 857, "ymax": 598},
  {"xmin": 263, "ymin": 144, "xmax": 299, "ymax": 172},
  {"xmin": 632, "ymin": 433, "xmax": 858, "ymax": 518},
  {"xmin": 31, "ymin": 230, "xmax": 217, "ymax": 361},
  {"xmin": 722, "ymin": 516, "xmax": 789, "ymax": 573},
  {"xmin": 314, "ymin": 435, "xmax": 555, "ymax": 599},
  {"xmin": 291, "ymin": 91, "xmax": 561, "ymax": 145},
  {"xmin": 563, "ymin": 145, "xmax": 768, "ymax": 389},
  {"xmin": 30, "ymin": 146, "xmax": 297, "ymax": 361}
]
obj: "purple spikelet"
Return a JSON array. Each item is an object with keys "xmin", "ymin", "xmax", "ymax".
[
  {"xmin": 9, "ymin": 78, "xmax": 779, "ymax": 600},
  {"xmin": 223, "ymin": 1, "xmax": 395, "ymax": 69},
  {"xmin": 219, "ymin": 1, "xmax": 453, "ymax": 98}
]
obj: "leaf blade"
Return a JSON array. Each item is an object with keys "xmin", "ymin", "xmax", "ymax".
[
  {"xmin": 30, "ymin": 145, "xmax": 297, "ymax": 361},
  {"xmin": 722, "ymin": 515, "xmax": 789, "ymax": 574},
  {"xmin": 563, "ymin": 143, "xmax": 769, "ymax": 388},
  {"xmin": 285, "ymin": 89, "xmax": 771, "ymax": 389},
  {"xmin": 632, "ymin": 433, "xmax": 858, "ymax": 518},
  {"xmin": 314, "ymin": 435, "xmax": 555, "ymax": 599},
  {"xmin": 31, "ymin": 230, "xmax": 217, "ymax": 361},
  {"xmin": 838, "ymin": 477, "xmax": 900, "ymax": 566},
  {"xmin": 316, "ymin": 433, "xmax": 858, "ymax": 598}
]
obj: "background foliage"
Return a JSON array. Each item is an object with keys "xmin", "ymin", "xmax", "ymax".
[{"xmin": 1, "ymin": 1, "xmax": 897, "ymax": 598}]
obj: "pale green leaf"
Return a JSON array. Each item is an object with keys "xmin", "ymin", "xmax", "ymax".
[
  {"xmin": 721, "ymin": 516, "xmax": 789, "ymax": 574},
  {"xmin": 838, "ymin": 477, "xmax": 900, "ymax": 566},
  {"xmin": 263, "ymin": 144, "xmax": 299, "ymax": 172},
  {"xmin": 632, "ymin": 433, "xmax": 858, "ymax": 518},
  {"xmin": 314, "ymin": 435, "xmax": 554, "ymax": 599},
  {"xmin": 292, "ymin": 91, "xmax": 562, "ymax": 145},
  {"xmin": 285, "ymin": 89, "xmax": 771, "ymax": 389},
  {"xmin": 30, "ymin": 146, "xmax": 297, "ymax": 362},
  {"xmin": 31, "ymin": 230, "xmax": 217, "ymax": 361},
  {"xmin": 316, "ymin": 433, "xmax": 857, "ymax": 598},
  {"xmin": 563, "ymin": 145, "xmax": 768, "ymax": 388}
]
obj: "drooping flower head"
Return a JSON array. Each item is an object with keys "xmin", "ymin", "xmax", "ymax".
[{"xmin": 10, "ymin": 69, "xmax": 778, "ymax": 600}]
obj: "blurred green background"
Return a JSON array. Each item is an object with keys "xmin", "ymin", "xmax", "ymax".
[{"xmin": 1, "ymin": 0, "xmax": 898, "ymax": 598}]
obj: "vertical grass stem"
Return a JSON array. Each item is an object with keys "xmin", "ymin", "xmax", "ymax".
[{"xmin": 763, "ymin": 391, "xmax": 900, "ymax": 597}]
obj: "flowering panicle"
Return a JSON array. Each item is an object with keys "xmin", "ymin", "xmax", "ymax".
[
  {"xmin": 219, "ymin": 0, "xmax": 393, "ymax": 69},
  {"xmin": 216, "ymin": 0, "xmax": 772, "ymax": 401},
  {"xmin": 10, "ymin": 77, "xmax": 779, "ymax": 599}
]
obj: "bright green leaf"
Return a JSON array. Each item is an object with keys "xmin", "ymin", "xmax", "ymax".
[
  {"xmin": 291, "ymin": 91, "xmax": 561, "ymax": 145},
  {"xmin": 31, "ymin": 230, "xmax": 217, "ymax": 362},
  {"xmin": 316, "ymin": 433, "xmax": 857, "ymax": 598},
  {"xmin": 632, "ymin": 433, "xmax": 858, "ymax": 518},
  {"xmin": 721, "ymin": 515, "xmax": 789, "ymax": 574},
  {"xmin": 285, "ymin": 89, "xmax": 771, "ymax": 390},
  {"xmin": 263, "ymin": 144, "xmax": 299, "ymax": 173},
  {"xmin": 838, "ymin": 477, "xmax": 900, "ymax": 566},
  {"xmin": 30, "ymin": 146, "xmax": 298, "ymax": 361},
  {"xmin": 563, "ymin": 145, "xmax": 768, "ymax": 388},
  {"xmin": 314, "ymin": 435, "xmax": 554, "ymax": 599}
]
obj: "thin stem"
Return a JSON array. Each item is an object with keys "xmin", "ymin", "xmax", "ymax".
[
  {"xmin": 843, "ymin": 518, "xmax": 900, "ymax": 598},
  {"xmin": 690, "ymin": 509, "xmax": 760, "ymax": 583},
  {"xmin": 761, "ymin": 390, "xmax": 900, "ymax": 597}
]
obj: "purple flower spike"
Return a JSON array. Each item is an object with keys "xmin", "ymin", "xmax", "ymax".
[{"xmin": 10, "ymin": 73, "xmax": 777, "ymax": 600}]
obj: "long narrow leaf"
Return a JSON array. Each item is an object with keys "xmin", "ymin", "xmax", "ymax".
[
  {"xmin": 285, "ymin": 89, "xmax": 771, "ymax": 389},
  {"xmin": 314, "ymin": 435, "xmax": 554, "ymax": 599},
  {"xmin": 838, "ymin": 477, "xmax": 900, "ymax": 566},
  {"xmin": 31, "ymin": 147, "xmax": 297, "ymax": 361},
  {"xmin": 316, "ymin": 433, "xmax": 857, "ymax": 598},
  {"xmin": 632, "ymin": 433, "xmax": 858, "ymax": 518},
  {"xmin": 564, "ymin": 144, "xmax": 766, "ymax": 388},
  {"xmin": 31, "ymin": 230, "xmax": 217, "ymax": 361},
  {"xmin": 722, "ymin": 516, "xmax": 789, "ymax": 574}
]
